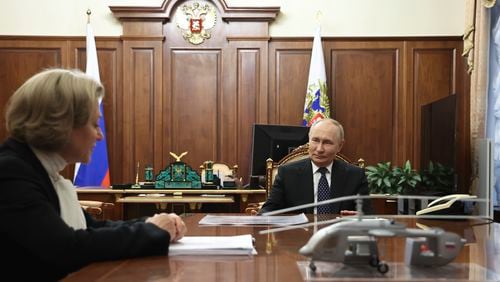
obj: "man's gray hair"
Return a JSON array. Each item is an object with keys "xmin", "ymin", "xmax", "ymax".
[{"xmin": 309, "ymin": 118, "xmax": 344, "ymax": 141}]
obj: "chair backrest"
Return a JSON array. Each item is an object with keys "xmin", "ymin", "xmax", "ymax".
[
  {"xmin": 264, "ymin": 143, "xmax": 365, "ymax": 197},
  {"xmin": 79, "ymin": 200, "xmax": 115, "ymax": 220}
]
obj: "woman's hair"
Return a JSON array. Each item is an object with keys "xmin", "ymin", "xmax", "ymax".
[{"xmin": 5, "ymin": 68, "xmax": 104, "ymax": 152}]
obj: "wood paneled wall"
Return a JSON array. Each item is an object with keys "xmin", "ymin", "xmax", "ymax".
[
  {"xmin": 269, "ymin": 38, "xmax": 469, "ymax": 190},
  {"xmin": 0, "ymin": 0, "xmax": 470, "ymax": 191},
  {"xmin": 0, "ymin": 38, "xmax": 122, "ymax": 180}
]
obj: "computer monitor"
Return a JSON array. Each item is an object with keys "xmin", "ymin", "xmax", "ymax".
[
  {"xmin": 250, "ymin": 124, "xmax": 310, "ymax": 177},
  {"xmin": 420, "ymin": 94, "xmax": 456, "ymax": 171},
  {"xmin": 420, "ymin": 94, "xmax": 457, "ymax": 194}
]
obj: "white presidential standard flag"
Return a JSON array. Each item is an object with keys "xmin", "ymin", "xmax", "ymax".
[{"xmin": 302, "ymin": 27, "xmax": 330, "ymax": 126}]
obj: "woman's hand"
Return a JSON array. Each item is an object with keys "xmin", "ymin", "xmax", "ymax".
[{"xmin": 146, "ymin": 213, "xmax": 187, "ymax": 242}]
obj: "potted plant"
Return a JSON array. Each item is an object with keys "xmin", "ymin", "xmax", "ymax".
[
  {"xmin": 366, "ymin": 160, "xmax": 421, "ymax": 195},
  {"xmin": 365, "ymin": 160, "xmax": 421, "ymax": 214},
  {"xmin": 392, "ymin": 160, "xmax": 421, "ymax": 195},
  {"xmin": 419, "ymin": 161, "xmax": 455, "ymax": 196},
  {"xmin": 365, "ymin": 162, "xmax": 395, "ymax": 194}
]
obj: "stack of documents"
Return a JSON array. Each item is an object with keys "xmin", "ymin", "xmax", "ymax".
[
  {"xmin": 169, "ymin": 234, "xmax": 256, "ymax": 256},
  {"xmin": 198, "ymin": 213, "xmax": 308, "ymax": 226}
]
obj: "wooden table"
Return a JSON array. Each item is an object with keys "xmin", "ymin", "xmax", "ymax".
[
  {"xmin": 117, "ymin": 195, "xmax": 235, "ymax": 211},
  {"xmin": 64, "ymin": 214, "xmax": 500, "ymax": 281},
  {"xmin": 77, "ymin": 189, "xmax": 267, "ymax": 219}
]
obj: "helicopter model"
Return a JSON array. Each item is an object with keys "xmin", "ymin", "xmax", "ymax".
[
  {"xmin": 298, "ymin": 216, "xmax": 466, "ymax": 274},
  {"xmin": 261, "ymin": 194, "xmax": 477, "ymax": 274}
]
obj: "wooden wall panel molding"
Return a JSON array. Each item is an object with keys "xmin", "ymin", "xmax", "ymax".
[
  {"xmin": 411, "ymin": 47, "xmax": 454, "ymax": 166},
  {"xmin": 0, "ymin": 46, "xmax": 63, "ymax": 139},
  {"xmin": 227, "ymin": 37, "xmax": 271, "ymax": 41},
  {"xmin": 233, "ymin": 47, "xmax": 262, "ymax": 178},
  {"xmin": 122, "ymin": 41, "xmax": 163, "ymax": 181},
  {"xmin": 0, "ymin": 38, "xmax": 124, "ymax": 182},
  {"xmin": 406, "ymin": 41, "xmax": 469, "ymax": 191},
  {"xmin": 168, "ymin": 49, "xmax": 220, "ymax": 170},
  {"xmin": 155, "ymin": 1, "xmax": 275, "ymax": 181},
  {"xmin": 0, "ymin": 35, "xmax": 469, "ymax": 190},
  {"xmin": 274, "ymin": 49, "xmax": 311, "ymax": 124},
  {"xmin": 0, "ymin": 39, "xmax": 72, "ymax": 177},
  {"xmin": 110, "ymin": 0, "xmax": 279, "ymax": 22},
  {"xmin": 268, "ymin": 41, "xmax": 312, "ymax": 125},
  {"xmin": 269, "ymin": 40, "xmax": 404, "ymax": 167},
  {"xmin": 332, "ymin": 47, "xmax": 400, "ymax": 166},
  {"xmin": 269, "ymin": 38, "xmax": 469, "ymax": 190},
  {"xmin": 0, "ymin": 41, "xmax": 68, "ymax": 93},
  {"xmin": 121, "ymin": 36, "xmax": 165, "ymax": 41}
]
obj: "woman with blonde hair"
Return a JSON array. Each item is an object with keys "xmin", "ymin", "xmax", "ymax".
[{"xmin": 0, "ymin": 68, "xmax": 186, "ymax": 280}]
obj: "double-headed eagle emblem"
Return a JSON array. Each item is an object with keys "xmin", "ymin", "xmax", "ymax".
[
  {"xmin": 170, "ymin": 151, "xmax": 188, "ymax": 162},
  {"xmin": 176, "ymin": 1, "xmax": 217, "ymax": 45}
]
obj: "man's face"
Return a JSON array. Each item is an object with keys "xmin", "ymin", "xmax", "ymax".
[{"xmin": 308, "ymin": 121, "xmax": 344, "ymax": 167}]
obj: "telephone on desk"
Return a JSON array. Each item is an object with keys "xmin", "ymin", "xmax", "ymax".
[{"xmin": 416, "ymin": 194, "xmax": 477, "ymax": 216}]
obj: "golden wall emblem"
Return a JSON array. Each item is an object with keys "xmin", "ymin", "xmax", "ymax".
[{"xmin": 176, "ymin": 1, "xmax": 217, "ymax": 45}]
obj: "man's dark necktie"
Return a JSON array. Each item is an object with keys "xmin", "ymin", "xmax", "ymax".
[{"xmin": 317, "ymin": 167, "xmax": 331, "ymax": 214}]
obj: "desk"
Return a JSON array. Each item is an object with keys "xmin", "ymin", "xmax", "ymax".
[
  {"xmin": 64, "ymin": 214, "xmax": 500, "ymax": 281},
  {"xmin": 77, "ymin": 189, "xmax": 266, "ymax": 219},
  {"xmin": 117, "ymin": 195, "xmax": 235, "ymax": 211}
]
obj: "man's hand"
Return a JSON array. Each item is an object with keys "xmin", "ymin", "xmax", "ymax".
[{"xmin": 146, "ymin": 213, "xmax": 187, "ymax": 242}]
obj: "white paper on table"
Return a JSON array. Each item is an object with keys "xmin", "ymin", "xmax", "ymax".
[
  {"xmin": 169, "ymin": 234, "xmax": 256, "ymax": 256},
  {"xmin": 198, "ymin": 213, "xmax": 308, "ymax": 226}
]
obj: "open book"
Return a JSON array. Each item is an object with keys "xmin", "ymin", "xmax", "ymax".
[{"xmin": 168, "ymin": 234, "xmax": 256, "ymax": 256}]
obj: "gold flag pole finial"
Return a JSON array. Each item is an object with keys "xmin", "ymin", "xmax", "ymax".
[
  {"xmin": 315, "ymin": 10, "xmax": 322, "ymax": 27},
  {"xmin": 86, "ymin": 9, "xmax": 91, "ymax": 24}
]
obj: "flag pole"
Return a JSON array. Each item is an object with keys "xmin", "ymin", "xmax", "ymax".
[
  {"xmin": 302, "ymin": 10, "xmax": 330, "ymax": 126},
  {"xmin": 74, "ymin": 9, "xmax": 111, "ymax": 188},
  {"xmin": 315, "ymin": 10, "xmax": 322, "ymax": 27}
]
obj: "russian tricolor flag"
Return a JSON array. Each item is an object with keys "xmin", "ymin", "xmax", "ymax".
[{"xmin": 74, "ymin": 22, "xmax": 110, "ymax": 188}]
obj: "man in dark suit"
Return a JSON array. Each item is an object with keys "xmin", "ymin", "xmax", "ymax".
[{"xmin": 260, "ymin": 118, "xmax": 371, "ymax": 214}]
